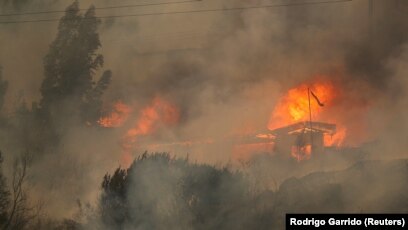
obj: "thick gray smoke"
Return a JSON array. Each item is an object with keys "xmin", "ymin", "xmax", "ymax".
[{"xmin": 0, "ymin": 0, "xmax": 408, "ymax": 227}]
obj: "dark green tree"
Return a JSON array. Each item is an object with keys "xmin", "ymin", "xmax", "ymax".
[{"xmin": 39, "ymin": 0, "xmax": 111, "ymax": 126}]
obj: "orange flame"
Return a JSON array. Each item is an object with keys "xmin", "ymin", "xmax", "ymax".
[
  {"xmin": 266, "ymin": 79, "xmax": 349, "ymax": 160},
  {"xmin": 268, "ymin": 81, "xmax": 337, "ymax": 130},
  {"xmin": 98, "ymin": 101, "xmax": 132, "ymax": 128},
  {"xmin": 324, "ymin": 125, "xmax": 346, "ymax": 147},
  {"xmin": 291, "ymin": 145, "xmax": 312, "ymax": 161},
  {"xmin": 121, "ymin": 97, "xmax": 179, "ymax": 166}
]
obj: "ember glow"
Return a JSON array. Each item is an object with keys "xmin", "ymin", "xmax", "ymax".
[
  {"xmin": 291, "ymin": 144, "xmax": 312, "ymax": 161},
  {"xmin": 98, "ymin": 101, "xmax": 132, "ymax": 128}
]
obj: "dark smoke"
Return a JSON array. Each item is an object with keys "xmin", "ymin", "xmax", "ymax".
[{"xmin": 0, "ymin": 0, "xmax": 407, "ymax": 229}]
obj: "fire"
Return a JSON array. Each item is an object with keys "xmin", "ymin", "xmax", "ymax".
[
  {"xmin": 265, "ymin": 79, "xmax": 350, "ymax": 160},
  {"xmin": 97, "ymin": 97, "xmax": 179, "ymax": 166},
  {"xmin": 291, "ymin": 145, "xmax": 312, "ymax": 161},
  {"xmin": 324, "ymin": 125, "xmax": 347, "ymax": 147},
  {"xmin": 98, "ymin": 101, "xmax": 132, "ymax": 128},
  {"xmin": 100, "ymin": 79, "xmax": 356, "ymax": 164},
  {"xmin": 121, "ymin": 97, "xmax": 179, "ymax": 166},
  {"xmin": 268, "ymin": 81, "xmax": 337, "ymax": 130}
]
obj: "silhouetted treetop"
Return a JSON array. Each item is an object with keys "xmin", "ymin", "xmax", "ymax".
[{"xmin": 40, "ymin": 0, "xmax": 111, "ymax": 125}]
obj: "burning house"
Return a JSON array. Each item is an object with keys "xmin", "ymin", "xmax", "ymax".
[{"xmin": 270, "ymin": 121, "xmax": 336, "ymax": 161}]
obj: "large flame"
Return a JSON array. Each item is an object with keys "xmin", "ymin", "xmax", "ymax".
[
  {"xmin": 121, "ymin": 97, "xmax": 179, "ymax": 165},
  {"xmin": 268, "ymin": 81, "xmax": 337, "ymax": 130},
  {"xmin": 98, "ymin": 101, "xmax": 132, "ymax": 128},
  {"xmin": 97, "ymin": 97, "xmax": 180, "ymax": 166},
  {"xmin": 266, "ymin": 79, "xmax": 348, "ymax": 160}
]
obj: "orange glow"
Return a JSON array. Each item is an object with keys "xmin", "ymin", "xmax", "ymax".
[
  {"xmin": 291, "ymin": 144, "xmax": 312, "ymax": 161},
  {"xmin": 324, "ymin": 125, "xmax": 347, "ymax": 147},
  {"xmin": 120, "ymin": 97, "xmax": 179, "ymax": 166},
  {"xmin": 268, "ymin": 81, "xmax": 337, "ymax": 130},
  {"xmin": 98, "ymin": 101, "xmax": 132, "ymax": 128},
  {"xmin": 265, "ymin": 79, "xmax": 350, "ymax": 160}
]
